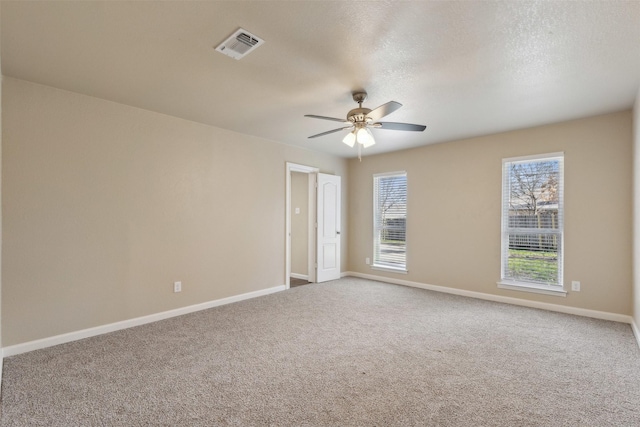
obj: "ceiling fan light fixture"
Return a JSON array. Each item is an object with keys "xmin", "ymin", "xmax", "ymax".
[
  {"xmin": 342, "ymin": 131, "xmax": 356, "ymax": 147},
  {"xmin": 357, "ymin": 127, "xmax": 375, "ymax": 147},
  {"xmin": 305, "ymin": 90, "xmax": 425, "ymax": 158}
]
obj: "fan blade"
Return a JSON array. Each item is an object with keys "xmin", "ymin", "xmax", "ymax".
[
  {"xmin": 376, "ymin": 122, "xmax": 426, "ymax": 132},
  {"xmin": 367, "ymin": 101, "xmax": 403, "ymax": 121},
  {"xmin": 304, "ymin": 114, "xmax": 349, "ymax": 123},
  {"xmin": 308, "ymin": 126, "xmax": 353, "ymax": 139}
]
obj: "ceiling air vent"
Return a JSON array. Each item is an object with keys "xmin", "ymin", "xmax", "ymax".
[{"xmin": 215, "ymin": 28, "xmax": 265, "ymax": 60}]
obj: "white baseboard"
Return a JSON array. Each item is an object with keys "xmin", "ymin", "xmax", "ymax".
[
  {"xmin": 4, "ymin": 275, "xmax": 637, "ymax": 357},
  {"xmin": 631, "ymin": 319, "xmax": 640, "ymax": 350},
  {"xmin": 344, "ymin": 271, "xmax": 634, "ymax": 325},
  {"xmin": 3, "ymin": 285, "xmax": 286, "ymax": 357},
  {"xmin": 290, "ymin": 273, "xmax": 308, "ymax": 280}
]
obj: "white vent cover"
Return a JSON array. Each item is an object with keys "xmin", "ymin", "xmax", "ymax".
[{"xmin": 215, "ymin": 28, "xmax": 265, "ymax": 60}]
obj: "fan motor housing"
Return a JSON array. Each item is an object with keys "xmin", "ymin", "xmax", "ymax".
[{"xmin": 347, "ymin": 107, "xmax": 373, "ymax": 124}]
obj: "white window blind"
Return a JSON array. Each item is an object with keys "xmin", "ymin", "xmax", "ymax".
[
  {"xmin": 501, "ymin": 153, "xmax": 564, "ymax": 290},
  {"xmin": 373, "ymin": 172, "xmax": 407, "ymax": 271}
]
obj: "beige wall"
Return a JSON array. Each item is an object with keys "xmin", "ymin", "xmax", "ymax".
[
  {"xmin": 291, "ymin": 172, "xmax": 308, "ymax": 277},
  {"xmin": 1, "ymin": 75, "xmax": 634, "ymax": 347},
  {"xmin": 2, "ymin": 78, "xmax": 348, "ymax": 346},
  {"xmin": 349, "ymin": 111, "xmax": 633, "ymax": 315},
  {"xmin": 634, "ymin": 87, "xmax": 640, "ymax": 327}
]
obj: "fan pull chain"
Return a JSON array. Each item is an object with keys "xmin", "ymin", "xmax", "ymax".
[{"xmin": 358, "ymin": 143, "xmax": 362, "ymax": 161}]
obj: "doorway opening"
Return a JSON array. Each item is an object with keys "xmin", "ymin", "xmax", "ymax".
[{"xmin": 285, "ymin": 163, "xmax": 318, "ymax": 289}]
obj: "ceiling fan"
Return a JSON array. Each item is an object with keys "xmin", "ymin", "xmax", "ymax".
[{"xmin": 305, "ymin": 91, "xmax": 426, "ymax": 156}]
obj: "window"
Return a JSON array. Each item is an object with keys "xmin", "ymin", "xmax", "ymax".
[
  {"xmin": 499, "ymin": 153, "xmax": 564, "ymax": 295},
  {"xmin": 373, "ymin": 172, "xmax": 407, "ymax": 272}
]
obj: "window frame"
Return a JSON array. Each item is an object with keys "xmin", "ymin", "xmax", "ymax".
[
  {"xmin": 372, "ymin": 171, "xmax": 408, "ymax": 273},
  {"xmin": 498, "ymin": 153, "xmax": 566, "ymax": 296}
]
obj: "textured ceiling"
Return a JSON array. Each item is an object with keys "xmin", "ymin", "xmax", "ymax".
[{"xmin": 2, "ymin": 1, "xmax": 640, "ymax": 158}]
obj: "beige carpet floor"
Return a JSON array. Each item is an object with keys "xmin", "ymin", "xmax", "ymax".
[{"xmin": 2, "ymin": 277, "xmax": 639, "ymax": 426}]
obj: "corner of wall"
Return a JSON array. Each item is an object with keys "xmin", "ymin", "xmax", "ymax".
[
  {"xmin": 633, "ymin": 85, "xmax": 640, "ymax": 349},
  {"xmin": 1, "ymin": 0, "xmax": 5, "ymax": 392}
]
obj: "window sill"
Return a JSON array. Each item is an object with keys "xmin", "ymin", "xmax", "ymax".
[
  {"xmin": 372, "ymin": 265, "xmax": 408, "ymax": 274},
  {"xmin": 497, "ymin": 281, "xmax": 567, "ymax": 297}
]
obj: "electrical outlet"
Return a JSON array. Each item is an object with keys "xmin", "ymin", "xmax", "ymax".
[
  {"xmin": 365, "ymin": 257, "xmax": 370, "ymax": 265},
  {"xmin": 174, "ymin": 281, "xmax": 182, "ymax": 293},
  {"xmin": 571, "ymin": 281, "xmax": 580, "ymax": 292}
]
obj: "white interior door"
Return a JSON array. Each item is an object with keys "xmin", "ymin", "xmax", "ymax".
[{"xmin": 316, "ymin": 173, "xmax": 341, "ymax": 282}]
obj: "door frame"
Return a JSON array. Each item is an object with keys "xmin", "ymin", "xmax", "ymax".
[{"xmin": 285, "ymin": 162, "xmax": 319, "ymax": 289}]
